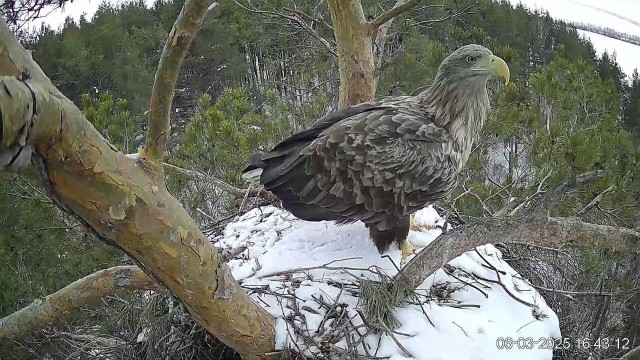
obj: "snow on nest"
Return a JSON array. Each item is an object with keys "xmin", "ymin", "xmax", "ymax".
[{"xmin": 212, "ymin": 206, "xmax": 560, "ymax": 360}]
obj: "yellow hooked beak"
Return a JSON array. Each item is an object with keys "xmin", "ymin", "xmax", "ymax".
[{"xmin": 488, "ymin": 55, "xmax": 510, "ymax": 85}]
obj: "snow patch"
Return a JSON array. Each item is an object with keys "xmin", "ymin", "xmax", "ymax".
[{"xmin": 213, "ymin": 206, "xmax": 560, "ymax": 360}]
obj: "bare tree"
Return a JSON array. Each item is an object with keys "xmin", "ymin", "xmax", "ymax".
[{"xmin": 0, "ymin": 0, "xmax": 72, "ymax": 28}]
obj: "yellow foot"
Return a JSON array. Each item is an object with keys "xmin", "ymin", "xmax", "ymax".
[
  {"xmin": 400, "ymin": 241, "xmax": 416, "ymax": 267},
  {"xmin": 409, "ymin": 214, "xmax": 421, "ymax": 232}
]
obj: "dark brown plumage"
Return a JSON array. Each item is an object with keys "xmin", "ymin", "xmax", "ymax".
[{"xmin": 243, "ymin": 44, "xmax": 509, "ymax": 253}]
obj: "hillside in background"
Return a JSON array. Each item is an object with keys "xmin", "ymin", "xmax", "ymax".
[{"xmin": 509, "ymin": 0, "xmax": 640, "ymax": 77}]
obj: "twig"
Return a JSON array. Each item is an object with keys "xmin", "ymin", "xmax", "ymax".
[
  {"xmin": 452, "ymin": 321, "xmax": 469, "ymax": 337},
  {"xmin": 508, "ymin": 171, "xmax": 552, "ymax": 216},
  {"xmin": 232, "ymin": 0, "xmax": 337, "ymax": 57},
  {"xmin": 516, "ymin": 320, "xmax": 537, "ymax": 333},
  {"xmin": 576, "ymin": 185, "xmax": 615, "ymax": 216},
  {"xmin": 472, "ymin": 273, "xmax": 535, "ymax": 308},
  {"xmin": 258, "ymin": 257, "xmax": 365, "ymax": 279},
  {"xmin": 442, "ymin": 265, "xmax": 488, "ymax": 298},
  {"xmin": 382, "ymin": 324, "xmax": 414, "ymax": 358},
  {"xmin": 369, "ymin": 0, "xmax": 423, "ymax": 29}
]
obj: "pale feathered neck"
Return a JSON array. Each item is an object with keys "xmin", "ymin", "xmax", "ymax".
[
  {"xmin": 414, "ymin": 73, "xmax": 491, "ymax": 168},
  {"xmin": 414, "ymin": 73, "xmax": 490, "ymax": 129}
]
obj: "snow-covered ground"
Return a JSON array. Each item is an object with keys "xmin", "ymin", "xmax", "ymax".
[
  {"xmin": 213, "ymin": 206, "xmax": 560, "ymax": 360},
  {"xmin": 510, "ymin": 0, "xmax": 640, "ymax": 76}
]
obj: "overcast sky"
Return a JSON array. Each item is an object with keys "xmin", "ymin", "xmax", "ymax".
[{"xmin": 31, "ymin": 0, "xmax": 640, "ymax": 75}]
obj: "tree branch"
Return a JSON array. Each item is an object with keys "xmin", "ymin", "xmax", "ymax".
[
  {"xmin": 0, "ymin": 9, "xmax": 276, "ymax": 359},
  {"xmin": 0, "ymin": 266, "xmax": 162, "ymax": 340},
  {"xmin": 575, "ymin": 184, "xmax": 615, "ymax": 216},
  {"xmin": 621, "ymin": 345, "xmax": 640, "ymax": 360},
  {"xmin": 163, "ymin": 162, "xmax": 276, "ymax": 201},
  {"xmin": 163, "ymin": 162, "xmax": 244, "ymax": 196},
  {"xmin": 396, "ymin": 216, "xmax": 640, "ymax": 289},
  {"xmin": 534, "ymin": 170, "xmax": 605, "ymax": 215},
  {"xmin": 144, "ymin": 0, "xmax": 218, "ymax": 162},
  {"xmin": 232, "ymin": 1, "xmax": 337, "ymax": 57},
  {"xmin": 369, "ymin": 0, "xmax": 422, "ymax": 30}
]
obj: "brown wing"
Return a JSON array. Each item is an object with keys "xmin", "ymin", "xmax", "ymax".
[{"xmin": 256, "ymin": 101, "xmax": 458, "ymax": 225}]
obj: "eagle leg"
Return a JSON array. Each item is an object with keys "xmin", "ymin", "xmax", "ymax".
[
  {"xmin": 400, "ymin": 240, "xmax": 416, "ymax": 267},
  {"xmin": 409, "ymin": 213, "xmax": 421, "ymax": 231}
]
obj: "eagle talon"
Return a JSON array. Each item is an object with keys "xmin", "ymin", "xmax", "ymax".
[
  {"xmin": 409, "ymin": 214, "xmax": 422, "ymax": 232},
  {"xmin": 241, "ymin": 45, "xmax": 508, "ymax": 259},
  {"xmin": 400, "ymin": 241, "xmax": 416, "ymax": 266}
]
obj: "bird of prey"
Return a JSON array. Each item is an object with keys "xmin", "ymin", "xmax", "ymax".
[{"xmin": 243, "ymin": 44, "xmax": 509, "ymax": 261}]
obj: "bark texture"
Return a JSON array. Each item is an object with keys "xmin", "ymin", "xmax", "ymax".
[
  {"xmin": 0, "ymin": 2, "xmax": 275, "ymax": 358},
  {"xmin": 0, "ymin": 266, "xmax": 161, "ymax": 339},
  {"xmin": 327, "ymin": 0, "xmax": 376, "ymax": 108},
  {"xmin": 396, "ymin": 216, "xmax": 640, "ymax": 289},
  {"xmin": 326, "ymin": 0, "xmax": 424, "ymax": 108}
]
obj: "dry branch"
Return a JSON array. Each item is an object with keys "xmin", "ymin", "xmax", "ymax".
[
  {"xmin": 369, "ymin": 0, "xmax": 423, "ymax": 30},
  {"xmin": 163, "ymin": 162, "xmax": 276, "ymax": 201},
  {"xmin": 232, "ymin": 0, "xmax": 337, "ymax": 57},
  {"xmin": 396, "ymin": 216, "xmax": 640, "ymax": 289},
  {"xmin": 0, "ymin": 2, "xmax": 276, "ymax": 358},
  {"xmin": 163, "ymin": 162, "xmax": 244, "ymax": 196},
  {"xmin": 0, "ymin": 266, "xmax": 161, "ymax": 339}
]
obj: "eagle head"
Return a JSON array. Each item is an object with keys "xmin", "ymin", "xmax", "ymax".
[{"xmin": 437, "ymin": 44, "xmax": 510, "ymax": 86}]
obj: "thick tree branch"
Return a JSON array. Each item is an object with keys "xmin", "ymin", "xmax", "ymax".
[
  {"xmin": 369, "ymin": 0, "xmax": 422, "ymax": 30},
  {"xmin": 144, "ymin": 0, "xmax": 218, "ymax": 162},
  {"xmin": 0, "ymin": 11, "xmax": 276, "ymax": 360},
  {"xmin": 0, "ymin": 266, "xmax": 162, "ymax": 340},
  {"xmin": 327, "ymin": 0, "xmax": 375, "ymax": 108},
  {"xmin": 396, "ymin": 216, "xmax": 640, "ymax": 289},
  {"xmin": 621, "ymin": 345, "xmax": 640, "ymax": 360}
]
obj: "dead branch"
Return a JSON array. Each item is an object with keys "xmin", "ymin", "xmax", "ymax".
[
  {"xmin": 163, "ymin": 162, "xmax": 244, "ymax": 196},
  {"xmin": 163, "ymin": 162, "xmax": 277, "ymax": 201},
  {"xmin": 621, "ymin": 345, "xmax": 640, "ymax": 360},
  {"xmin": 396, "ymin": 216, "xmax": 640, "ymax": 289},
  {"xmin": 534, "ymin": 170, "xmax": 605, "ymax": 215},
  {"xmin": 232, "ymin": 0, "xmax": 337, "ymax": 57},
  {"xmin": 0, "ymin": 266, "xmax": 162, "ymax": 339},
  {"xmin": 369, "ymin": 0, "xmax": 423, "ymax": 30},
  {"xmin": 144, "ymin": 0, "xmax": 218, "ymax": 161},
  {"xmin": 576, "ymin": 184, "xmax": 616, "ymax": 216},
  {"xmin": 508, "ymin": 171, "xmax": 552, "ymax": 216}
]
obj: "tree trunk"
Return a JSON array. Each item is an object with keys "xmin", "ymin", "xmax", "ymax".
[
  {"xmin": 327, "ymin": 0, "xmax": 376, "ymax": 108},
  {"xmin": 0, "ymin": 3, "xmax": 275, "ymax": 358},
  {"xmin": 0, "ymin": 1, "xmax": 434, "ymax": 357}
]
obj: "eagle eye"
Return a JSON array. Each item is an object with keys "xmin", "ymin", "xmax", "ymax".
[{"xmin": 466, "ymin": 55, "xmax": 477, "ymax": 64}]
